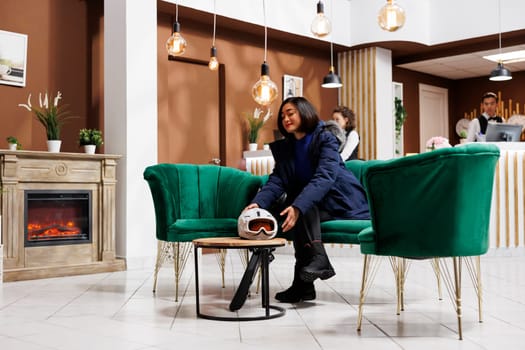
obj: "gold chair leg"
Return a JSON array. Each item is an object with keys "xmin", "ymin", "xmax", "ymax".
[
  {"xmin": 453, "ymin": 257, "xmax": 463, "ymax": 340},
  {"xmin": 438, "ymin": 257, "xmax": 463, "ymax": 340},
  {"xmin": 430, "ymin": 258, "xmax": 443, "ymax": 300},
  {"xmin": 389, "ymin": 257, "xmax": 408, "ymax": 314},
  {"xmin": 465, "ymin": 255, "xmax": 483, "ymax": 322},
  {"xmin": 173, "ymin": 242, "xmax": 192, "ymax": 302},
  {"xmin": 357, "ymin": 255, "xmax": 382, "ymax": 332},
  {"xmin": 357, "ymin": 254, "xmax": 370, "ymax": 332},
  {"xmin": 214, "ymin": 249, "xmax": 227, "ymax": 288},
  {"xmin": 152, "ymin": 240, "xmax": 165, "ymax": 293}
]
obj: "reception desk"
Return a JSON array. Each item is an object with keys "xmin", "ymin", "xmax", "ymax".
[{"xmin": 488, "ymin": 142, "xmax": 525, "ymax": 249}]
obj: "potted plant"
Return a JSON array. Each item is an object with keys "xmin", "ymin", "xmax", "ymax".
[
  {"xmin": 244, "ymin": 107, "xmax": 272, "ymax": 151},
  {"xmin": 6, "ymin": 136, "xmax": 21, "ymax": 151},
  {"xmin": 18, "ymin": 91, "xmax": 76, "ymax": 152},
  {"xmin": 459, "ymin": 130, "xmax": 468, "ymax": 144},
  {"xmin": 394, "ymin": 97, "xmax": 408, "ymax": 155},
  {"xmin": 78, "ymin": 128, "xmax": 103, "ymax": 154}
]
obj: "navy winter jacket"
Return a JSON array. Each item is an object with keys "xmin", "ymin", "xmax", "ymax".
[{"xmin": 252, "ymin": 121, "xmax": 370, "ymax": 220}]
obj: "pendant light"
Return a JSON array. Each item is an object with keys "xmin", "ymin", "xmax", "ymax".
[
  {"xmin": 377, "ymin": 0, "xmax": 406, "ymax": 32},
  {"xmin": 322, "ymin": 1, "xmax": 342, "ymax": 89},
  {"xmin": 208, "ymin": 0, "xmax": 219, "ymax": 71},
  {"xmin": 166, "ymin": 1, "xmax": 187, "ymax": 56},
  {"xmin": 311, "ymin": 1, "xmax": 331, "ymax": 38},
  {"xmin": 252, "ymin": 0, "xmax": 278, "ymax": 106},
  {"xmin": 489, "ymin": 0, "xmax": 512, "ymax": 81}
]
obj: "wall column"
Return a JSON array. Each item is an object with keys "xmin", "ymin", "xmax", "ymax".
[
  {"xmin": 104, "ymin": 0, "xmax": 158, "ymax": 266},
  {"xmin": 339, "ymin": 47, "xmax": 394, "ymax": 160}
]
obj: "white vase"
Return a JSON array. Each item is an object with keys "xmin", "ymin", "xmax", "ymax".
[
  {"xmin": 83, "ymin": 144, "xmax": 96, "ymax": 154},
  {"xmin": 248, "ymin": 143, "xmax": 258, "ymax": 151},
  {"xmin": 8, "ymin": 143, "xmax": 17, "ymax": 151},
  {"xmin": 46, "ymin": 140, "xmax": 62, "ymax": 153}
]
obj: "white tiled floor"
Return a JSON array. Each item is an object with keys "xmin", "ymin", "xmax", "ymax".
[{"xmin": 1, "ymin": 248, "xmax": 525, "ymax": 349}]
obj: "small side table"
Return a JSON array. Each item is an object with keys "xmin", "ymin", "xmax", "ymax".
[{"xmin": 193, "ymin": 237, "xmax": 287, "ymax": 321}]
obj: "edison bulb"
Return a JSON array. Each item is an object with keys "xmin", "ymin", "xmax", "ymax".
[
  {"xmin": 378, "ymin": 0, "xmax": 405, "ymax": 32},
  {"xmin": 166, "ymin": 22, "xmax": 187, "ymax": 56},
  {"xmin": 311, "ymin": 1, "xmax": 331, "ymax": 37},
  {"xmin": 208, "ymin": 46, "xmax": 219, "ymax": 71},
  {"xmin": 252, "ymin": 63, "xmax": 278, "ymax": 106}
]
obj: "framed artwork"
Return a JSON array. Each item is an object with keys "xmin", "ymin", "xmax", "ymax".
[
  {"xmin": 0, "ymin": 30, "xmax": 28, "ymax": 87},
  {"xmin": 282, "ymin": 74, "xmax": 303, "ymax": 100}
]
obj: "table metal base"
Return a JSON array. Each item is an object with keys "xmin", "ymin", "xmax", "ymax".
[{"xmin": 194, "ymin": 239, "xmax": 286, "ymax": 321}]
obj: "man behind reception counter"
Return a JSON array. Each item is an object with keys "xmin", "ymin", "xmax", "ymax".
[{"xmin": 466, "ymin": 92, "xmax": 503, "ymax": 142}]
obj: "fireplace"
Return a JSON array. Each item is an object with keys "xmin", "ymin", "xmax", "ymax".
[
  {"xmin": 25, "ymin": 190, "xmax": 92, "ymax": 247},
  {"xmin": 1, "ymin": 150, "xmax": 126, "ymax": 282}
]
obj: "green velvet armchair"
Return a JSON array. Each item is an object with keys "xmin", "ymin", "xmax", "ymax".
[
  {"xmin": 356, "ymin": 144, "xmax": 500, "ymax": 340},
  {"xmin": 143, "ymin": 163, "xmax": 264, "ymax": 301}
]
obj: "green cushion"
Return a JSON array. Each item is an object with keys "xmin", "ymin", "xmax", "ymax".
[
  {"xmin": 360, "ymin": 144, "xmax": 500, "ymax": 257},
  {"xmin": 168, "ymin": 218, "xmax": 239, "ymax": 242},
  {"xmin": 320, "ymin": 219, "xmax": 371, "ymax": 244},
  {"xmin": 144, "ymin": 164, "xmax": 264, "ymax": 242}
]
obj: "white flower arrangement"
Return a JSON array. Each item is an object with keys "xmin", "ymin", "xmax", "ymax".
[
  {"xmin": 245, "ymin": 107, "xmax": 272, "ymax": 143},
  {"xmin": 18, "ymin": 91, "xmax": 75, "ymax": 140},
  {"xmin": 426, "ymin": 136, "xmax": 451, "ymax": 151}
]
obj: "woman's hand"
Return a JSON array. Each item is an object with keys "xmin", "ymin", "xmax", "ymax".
[
  {"xmin": 280, "ymin": 205, "xmax": 299, "ymax": 232},
  {"xmin": 243, "ymin": 203, "xmax": 259, "ymax": 212}
]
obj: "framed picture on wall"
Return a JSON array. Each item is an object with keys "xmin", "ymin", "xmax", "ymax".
[
  {"xmin": 0, "ymin": 30, "xmax": 28, "ymax": 87},
  {"xmin": 282, "ymin": 74, "xmax": 303, "ymax": 100}
]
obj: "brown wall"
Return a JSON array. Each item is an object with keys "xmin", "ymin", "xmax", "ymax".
[
  {"xmin": 0, "ymin": 0, "xmax": 100, "ymax": 152},
  {"xmin": 157, "ymin": 6, "xmax": 338, "ymax": 168},
  {"xmin": 393, "ymin": 67, "xmax": 525, "ymax": 151}
]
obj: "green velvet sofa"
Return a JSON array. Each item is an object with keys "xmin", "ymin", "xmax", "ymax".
[
  {"xmin": 144, "ymin": 161, "xmax": 374, "ymax": 301},
  {"xmin": 355, "ymin": 143, "xmax": 500, "ymax": 339},
  {"xmin": 143, "ymin": 163, "xmax": 264, "ymax": 301}
]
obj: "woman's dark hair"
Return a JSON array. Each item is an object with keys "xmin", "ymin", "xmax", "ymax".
[
  {"xmin": 277, "ymin": 97, "xmax": 319, "ymax": 138},
  {"xmin": 332, "ymin": 106, "xmax": 356, "ymax": 132}
]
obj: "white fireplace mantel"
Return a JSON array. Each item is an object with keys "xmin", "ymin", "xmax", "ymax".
[{"xmin": 0, "ymin": 150, "xmax": 125, "ymax": 281}]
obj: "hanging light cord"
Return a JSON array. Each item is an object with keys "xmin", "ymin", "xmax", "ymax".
[
  {"xmin": 329, "ymin": 0, "xmax": 334, "ymax": 66},
  {"xmin": 497, "ymin": 0, "xmax": 502, "ymax": 55},
  {"xmin": 263, "ymin": 0, "xmax": 267, "ymax": 62},
  {"xmin": 175, "ymin": 0, "xmax": 179, "ymax": 22},
  {"xmin": 212, "ymin": 0, "xmax": 217, "ymax": 46},
  {"xmin": 330, "ymin": 41, "xmax": 334, "ymax": 67}
]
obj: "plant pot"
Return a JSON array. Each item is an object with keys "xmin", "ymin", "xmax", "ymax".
[
  {"xmin": 47, "ymin": 140, "xmax": 62, "ymax": 153},
  {"xmin": 8, "ymin": 143, "xmax": 17, "ymax": 151},
  {"xmin": 248, "ymin": 143, "xmax": 258, "ymax": 151},
  {"xmin": 83, "ymin": 144, "xmax": 96, "ymax": 154}
]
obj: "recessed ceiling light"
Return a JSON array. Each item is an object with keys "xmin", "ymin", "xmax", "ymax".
[{"xmin": 483, "ymin": 50, "xmax": 525, "ymax": 64}]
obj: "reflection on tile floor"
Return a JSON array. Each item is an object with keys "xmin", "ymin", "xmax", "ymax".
[{"xmin": 1, "ymin": 248, "xmax": 525, "ymax": 349}]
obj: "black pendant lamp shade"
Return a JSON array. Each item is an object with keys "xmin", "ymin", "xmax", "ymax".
[
  {"xmin": 489, "ymin": 62, "xmax": 512, "ymax": 81},
  {"xmin": 322, "ymin": 66, "xmax": 342, "ymax": 88}
]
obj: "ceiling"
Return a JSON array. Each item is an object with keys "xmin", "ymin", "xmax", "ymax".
[
  {"xmin": 397, "ymin": 44, "xmax": 525, "ymax": 80},
  {"xmin": 161, "ymin": 3, "xmax": 525, "ymax": 81}
]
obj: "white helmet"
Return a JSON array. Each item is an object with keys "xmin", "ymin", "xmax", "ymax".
[{"xmin": 238, "ymin": 208, "xmax": 278, "ymax": 240}]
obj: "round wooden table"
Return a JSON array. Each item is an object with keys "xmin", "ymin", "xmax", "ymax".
[{"xmin": 193, "ymin": 237, "xmax": 287, "ymax": 321}]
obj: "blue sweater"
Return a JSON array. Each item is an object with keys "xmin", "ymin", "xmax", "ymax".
[{"xmin": 253, "ymin": 121, "xmax": 370, "ymax": 220}]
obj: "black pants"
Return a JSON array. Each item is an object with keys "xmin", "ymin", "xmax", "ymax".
[{"xmin": 290, "ymin": 205, "xmax": 332, "ymax": 245}]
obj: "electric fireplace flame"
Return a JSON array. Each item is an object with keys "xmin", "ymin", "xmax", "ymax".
[
  {"xmin": 27, "ymin": 220, "xmax": 83, "ymax": 241},
  {"xmin": 25, "ymin": 190, "xmax": 91, "ymax": 246}
]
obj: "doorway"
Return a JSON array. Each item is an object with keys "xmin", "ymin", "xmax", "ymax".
[
  {"xmin": 162, "ymin": 57, "xmax": 225, "ymax": 165},
  {"xmin": 419, "ymin": 84, "xmax": 449, "ymax": 152}
]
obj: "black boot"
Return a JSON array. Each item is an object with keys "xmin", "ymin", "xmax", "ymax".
[
  {"xmin": 300, "ymin": 242, "xmax": 336, "ymax": 282},
  {"xmin": 275, "ymin": 267, "xmax": 316, "ymax": 303}
]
